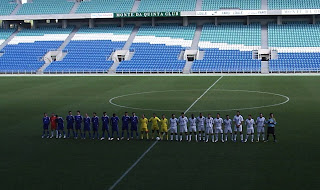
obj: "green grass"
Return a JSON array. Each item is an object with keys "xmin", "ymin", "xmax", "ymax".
[{"xmin": 0, "ymin": 76, "xmax": 319, "ymax": 190}]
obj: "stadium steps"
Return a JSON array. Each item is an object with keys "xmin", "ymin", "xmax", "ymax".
[
  {"xmin": 261, "ymin": 0, "xmax": 268, "ymax": 9},
  {"xmin": 183, "ymin": 61, "xmax": 193, "ymax": 74},
  {"xmin": 131, "ymin": 0, "xmax": 141, "ymax": 12},
  {"xmin": 69, "ymin": 0, "xmax": 81, "ymax": 14},
  {"xmin": 0, "ymin": 29, "xmax": 19, "ymax": 51},
  {"xmin": 57, "ymin": 26, "xmax": 80, "ymax": 51},
  {"xmin": 122, "ymin": 25, "xmax": 139, "ymax": 50},
  {"xmin": 261, "ymin": 22, "xmax": 268, "ymax": 49},
  {"xmin": 261, "ymin": 61, "xmax": 269, "ymax": 73},
  {"xmin": 191, "ymin": 25, "xmax": 203, "ymax": 50},
  {"xmin": 195, "ymin": 0, "xmax": 203, "ymax": 11},
  {"xmin": 10, "ymin": 2, "xmax": 21, "ymax": 15}
]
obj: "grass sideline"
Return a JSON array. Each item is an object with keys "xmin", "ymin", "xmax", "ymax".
[{"xmin": 0, "ymin": 76, "xmax": 318, "ymax": 190}]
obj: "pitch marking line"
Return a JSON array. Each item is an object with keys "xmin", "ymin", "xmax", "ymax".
[{"xmin": 107, "ymin": 76, "xmax": 223, "ymax": 190}]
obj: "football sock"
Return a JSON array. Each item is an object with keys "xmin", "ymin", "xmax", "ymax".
[
  {"xmin": 136, "ymin": 132, "xmax": 139, "ymax": 138},
  {"xmin": 206, "ymin": 135, "xmax": 209, "ymax": 141},
  {"xmin": 180, "ymin": 135, "xmax": 182, "ymax": 141},
  {"xmin": 141, "ymin": 134, "xmax": 143, "ymax": 139},
  {"xmin": 121, "ymin": 131, "xmax": 124, "ymax": 138},
  {"xmin": 240, "ymin": 134, "xmax": 243, "ymax": 141},
  {"xmin": 166, "ymin": 134, "xmax": 168, "ymax": 140},
  {"xmin": 102, "ymin": 131, "xmax": 105, "ymax": 138},
  {"xmin": 189, "ymin": 135, "xmax": 192, "ymax": 141},
  {"xmin": 273, "ymin": 134, "xmax": 276, "ymax": 140},
  {"xmin": 215, "ymin": 134, "xmax": 218, "ymax": 140},
  {"xmin": 262, "ymin": 134, "xmax": 265, "ymax": 141},
  {"xmin": 246, "ymin": 134, "xmax": 249, "ymax": 140},
  {"xmin": 257, "ymin": 133, "xmax": 260, "ymax": 141},
  {"xmin": 175, "ymin": 134, "xmax": 178, "ymax": 141},
  {"xmin": 146, "ymin": 133, "xmax": 149, "ymax": 139},
  {"xmin": 199, "ymin": 134, "xmax": 201, "ymax": 141},
  {"xmin": 234, "ymin": 134, "xmax": 237, "ymax": 141},
  {"xmin": 170, "ymin": 134, "xmax": 173, "ymax": 140},
  {"xmin": 51, "ymin": 131, "xmax": 54, "ymax": 136},
  {"xmin": 195, "ymin": 134, "xmax": 198, "ymax": 141},
  {"xmin": 221, "ymin": 134, "xmax": 223, "ymax": 141},
  {"xmin": 225, "ymin": 134, "xmax": 227, "ymax": 141},
  {"xmin": 186, "ymin": 135, "xmax": 188, "ymax": 141},
  {"xmin": 211, "ymin": 135, "xmax": 214, "ymax": 141},
  {"xmin": 251, "ymin": 134, "xmax": 254, "ymax": 141}
]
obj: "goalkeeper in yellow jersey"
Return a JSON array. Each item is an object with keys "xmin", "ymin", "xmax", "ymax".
[
  {"xmin": 149, "ymin": 113, "xmax": 161, "ymax": 140},
  {"xmin": 139, "ymin": 114, "xmax": 149, "ymax": 140},
  {"xmin": 160, "ymin": 114, "xmax": 169, "ymax": 140}
]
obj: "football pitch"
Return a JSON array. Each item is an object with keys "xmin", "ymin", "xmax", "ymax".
[{"xmin": 0, "ymin": 75, "xmax": 319, "ymax": 190}]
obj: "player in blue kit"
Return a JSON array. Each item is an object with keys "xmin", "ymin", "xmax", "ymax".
[
  {"xmin": 66, "ymin": 111, "xmax": 75, "ymax": 138},
  {"xmin": 91, "ymin": 112, "xmax": 99, "ymax": 140},
  {"xmin": 83, "ymin": 113, "xmax": 91, "ymax": 139},
  {"xmin": 110, "ymin": 113, "xmax": 120, "ymax": 141},
  {"xmin": 130, "ymin": 112, "xmax": 139, "ymax": 139},
  {"xmin": 74, "ymin": 111, "xmax": 83, "ymax": 139},
  {"xmin": 121, "ymin": 112, "xmax": 130, "ymax": 140},
  {"xmin": 56, "ymin": 115, "xmax": 66, "ymax": 139},
  {"xmin": 42, "ymin": 113, "xmax": 50, "ymax": 138},
  {"xmin": 101, "ymin": 112, "xmax": 110, "ymax": 140}
]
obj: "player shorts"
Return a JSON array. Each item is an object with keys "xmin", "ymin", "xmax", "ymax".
[
  {"xmin": 189, "ymin": 125, "xmax": 197, "ymax": 133},
  {"xmin": 84, "ymin": 126, "xmax": 90, "ymax": 131},
  {"xmin": 267, "ymin": 127, "xmax": 275, "ymax": 134},
  {"xmin": 58, "ymin": 125, "xmax": 64, "ymax": 130},
  {"xmin": 198, "ymin": 125, "xmax": 205, "ymax": 132},
  {"xmin": 140, "ymin": 127, "xmax": 148, "ymax": 132},
  {"xmin": 67, "ymin": 124, "xmax": 74, "ymax": 129},
  {"xmin": 257, "ymin": 127, "xmax": 265, "ymax": 133},
  {"xmin": 160, "ymin": 127, "xmax": 168, "ymax": 133},
  {"xmin": 169, "ymin": 127, "xmax": 177, "ymax": 134},
  {"xmin": 92, "ymin": 126, "xmax": 98, "ymax": 131},
  {"xmin": 131, "ymin": 125, "xmax": 138, "ymax": 131},
  {"xmin": 122, "ymin": 125, "xmax": 129, "ymax": 130},
  {"xmin": 180, "ymin": 125, "xmax": 188, "ymax": 133},
  {"xmin": 75, "ymin": 123, "xmax": 81, "ymax": 130},
  {"xmin": 151, "ymin": 126, "xmax": 159, "ymax": 131},
  {"xmin": 51, "ymin": 124, "xmax": 57, "ymax": 130},
  {"xmin": 112, "ymin": 126, "xmax": 119, "ymax": 132},
  {"xmin": 206, "ymin": 127, "xmax": 213, "ymax": 134},
  {"xmin": 43, "ymin": 124, "xmax": 49, "ymax": 130},
  {"xmin": 234, "ymin": 125, "xmax": 243, "ymax": 132},
  {"xmin": 247, "ymin": 128, "xmax": 254, "ymax": 134},
  {"xmin": 224, "ymin": 127, "xmax": 232, "ymax": 134},
  {"xmin": 215, "ymin": 127, "xmax": 223, "ymax": 134},
  {"xmin": 102, "ymin": 125, "xmax": 109, "ymax": 131}
]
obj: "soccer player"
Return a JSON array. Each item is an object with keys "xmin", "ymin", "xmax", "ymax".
[
  {"xmin": 213, "ymin": 113, "xmax": 224, "ymax": 143},
  {"xmin": 265, "ymin": 113, "xmax": 277, "ymax": 142},
  {"xmin": 110, "ymin": 113, "xmax": 120, "ymax": 141},
  {"xmin": 91, "ymin": 112, "xmax": 99, "ymax": 140},
  {"xmin": 130, "ymin": 112, "xmax": 139, "ymax": 139},
  {"xmin": 42, "ymin": 113, "xmax": 50, "ymax": 138},
  {"xmin": 149, "ymin": 113, "xmax": 161, "ymax": 140},
  {"xmin": 223, "ymin": 115, "xmax": 233, "ymax": 142},
  {"xmin": 178, "ymin": 112, "xmax": 188, "ymax": 141},
  {"xmin": 139, "ymin": 114, "xmax": 149, "ymax": 140},
  {"xmin": 121, "ymin": 112, "xmax": 130, "ymax": 140},
  {"xmin": 74, "ymin": 111, "xmax": 83, "ymax": 139},
  {"xmin": 197, "ymin": 113, "xmax": 206, "ymax": 141},
  {"xmin": 50, "ymin": 113, "xmax": 58, "ymax": 138},
  {"xmin": 159, "ymin": 114, "xmax": 168, "ymax": 140},
  {"xmin": 169, "ymin": 114, "xmax": 178, "ymax": 141},
  {"xmin": 205, "ymin": 114, "xmax": 214, "ymax": 143},
  {"xmin": 83, "ymin": 113, "xmax": 91, "ymax": 139},
  {"xmin": 244, "ymin": 115, "xmax": 255, "ymax": 143},
  {"xmin": 66, "ymin": 111, "xmax": 75, "ymax": 138},
  {"xmin": 233, "ymin": 111, "xmax": 244, "ymax": 142},
  {"xmin": 256, "ymin": 113, "xmax": 266, "ymax": 142},
  {"xmin": 188, "ymin": 114, "xmax": 197, "ymax": 142},
  {"xmin": 101, "ymin": 112, "xmax": 110, "ymax": 140},
  {"xmin": 56, "ymin": 115, "xmax": 66, "ymax": 139}
]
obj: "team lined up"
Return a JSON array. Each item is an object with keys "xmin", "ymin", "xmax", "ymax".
[{"xmin": 42, "ymin": 111, "xmax": 277, "ymax": 142}]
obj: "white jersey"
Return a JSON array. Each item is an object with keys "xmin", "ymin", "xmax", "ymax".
[
  {"xmin": 213, "ymin": 118, "xmax": 223, "ymax": 128},
  {"xmin": 178, "ymin": 116, "xmax": 188, "ymax": 126},
  {"xmin": 205, "ymin": 117, "xmax": 214, "ymax": 128},
  {"xmin": 170, "ymin": 118, "xmax": 178, "ymax": 128},
  {"xmin": 256, "ymin": 117, "xmax": 266, "ymax": 127},
  {"xmin": 245, "ymin": 119, "xmax": 255, "ymax": 129},
  {"xmin": 224, "ymin": 119, "xmax": 232, "ymax": 128},
  {"xmin": 189, "ymin": 118, "xmax": 197, "ymax": 127},
  {"xmin": 233, "ymin": 115, "xmax": 244, "ymax": 126}
]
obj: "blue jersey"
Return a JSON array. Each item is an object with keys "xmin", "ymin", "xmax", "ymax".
[
  {"xmin": 84, "ymin": 117, "xmax": 91, "ymax": 128},
  {"xmin": 57, "ymin": 117, "xmax": 64, "ymax": 128},
  {"xmin": 91, "ymin": 116, "xmax": 99, "ymax": 127},
  {"xmin": 267, "ymin": 118, "xmax": 277, "ymax": 127},
  {"xmin": 66, "ymin": 115, "xmax": 75, "ymax": 125},
  {"xmin": 102, "ymin": 115, "xmax": 109, "ymax": 127},
  {"xmin": 74, "ymin": 115, "xmax": 83, "ymax": 124},
  {"xmin": 122, "ymin": 115, "xmax": 130, "ymax": 127},
  {"xmin": 110, "ymin": 116, "xmax": 119, "ymax": 127},
  {"xmin": 43, "ymin": 116, "xmax": 50, "ymax": 125},
  {"xmin": 130, "ymin": 116, "xmax": 138, "ymax": 127}
]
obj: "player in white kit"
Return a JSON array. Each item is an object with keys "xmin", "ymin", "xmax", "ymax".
[
  {"xmin": 256, "ymin": 113, "xmax": 266, "ymax": 142},
  {"xmin": 223, "ymin": 115, "xmax": 233, "ymax": 142},
  {"xmin": 205, "ymin": 114, "xmax": 214, "ymax": 143},
  {"xmin": 188, "ymin": 114, "xmax": 198, "ymax": 142},
  {"xmin": 169, "ymin": 114, "xmax": 178, "ymax": 141},
  {"xmin": 244, "ymin": 115, "xmax": 255, "ymax": 143},
  {"xmin": 197, "ymin": 113, "xmax": 206, "ymax": 141},
  {"xmin": 178, "ymin": 112, "xmax": 188, "ymax": 141},
  {"xmin": 233, "ymin": 111, "xmax": 244, "ymax": 142},
  {"xmin": 213, "ymin": 113, "xmax": 224, "ymax": 142}
]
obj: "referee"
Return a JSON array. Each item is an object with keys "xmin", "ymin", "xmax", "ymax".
[{"xmin": 265, "ymin": 113, "xmax": 277, "ymax": 142}]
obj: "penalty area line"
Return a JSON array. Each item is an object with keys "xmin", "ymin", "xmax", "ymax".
[{"xmin": 106, "ymin": 76, "xmax": 224, "ymax": 190}]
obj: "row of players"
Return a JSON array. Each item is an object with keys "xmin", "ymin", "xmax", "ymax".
[{"xmin": 42, "ymin": 111, "xmax": 277, "ymax": 143}]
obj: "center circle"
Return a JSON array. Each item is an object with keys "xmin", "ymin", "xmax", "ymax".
[{"xmin": 108, "ymin": 89, "xmax": 290, "ymax": 112}]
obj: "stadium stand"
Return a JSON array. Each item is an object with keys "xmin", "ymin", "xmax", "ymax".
[
  {"xmin": 44, "ymin": 25, "xmax": 134, "ymax": 73},
  {"xmin": 116, "ymin": 24, "xmax": 196, "ymax": 73},
  {"xmin": 0, "ymin": 27, "xmax": 73, "ymax": 73},
  {"xmin": 76, "ymin": 0, "xmax": 134, "ymax": 13},
  {"xmin": 269, "ymin": 22, "xmax": 320, "ymax": 72},
  {"xmin": 0, "ymin": 0, "xmax": 17, "ymax": 15},
  {"xmin": 268, "ymin": 0, "xmax": 320, "ymax": 10},
  {"xmin": 137, "ymin": 0, "xmax": 196, "ymax": 12},
  {"xmin": 192, "ymin": 23, "xmax": 261, "ymax": 73},
  {"xmin": 0, "ymin": 29, "xmax": 15, "ymax": 45},
  {"xmin": 17, "ymin": 0, "xmax": 74, "ymax": 15},
  {"xmin": 201, "ymin": 0, "xmax": 261, "ymax": 11}
]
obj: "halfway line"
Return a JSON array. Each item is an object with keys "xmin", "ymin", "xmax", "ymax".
[{"xmin": 107, "ymin": 76, "xmax": 224, "ymax": 190}]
